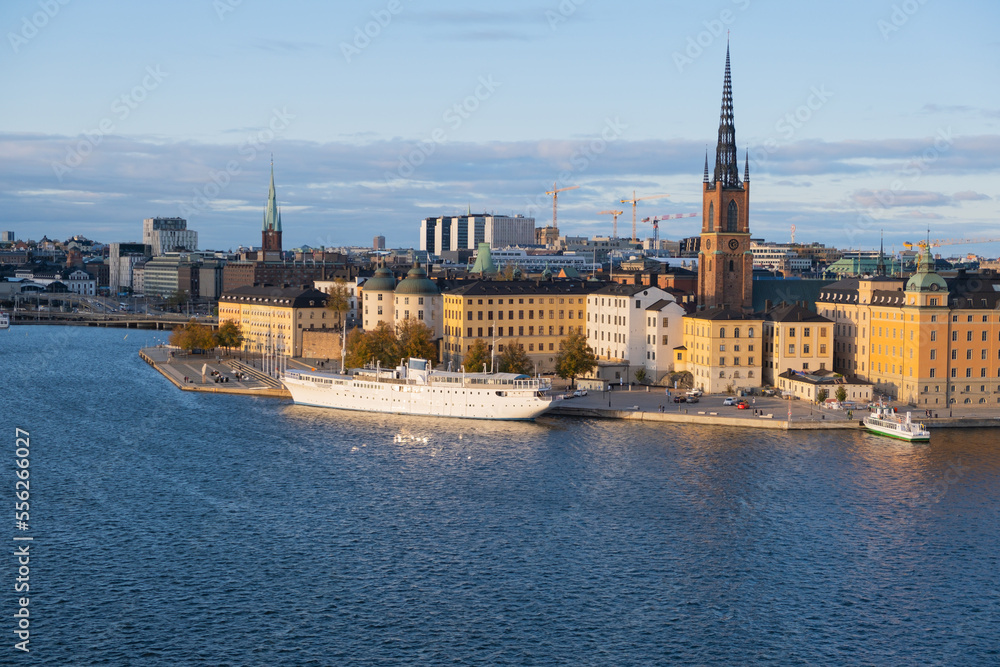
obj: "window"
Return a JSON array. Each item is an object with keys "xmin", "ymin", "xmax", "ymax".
[
  {"xmin": 967, "ymin": 331, "xmax": 973, "ymax": 342},
  {"xmin": 930, "ymin": 330, "xmax": 937, "ymax": 342},
  {"xmin": 804, "ymin": 328, "xmax": 811, "ymax": 337},
  {"xmin": 727, "ymin": 200, "xmax": 738, "ymax": 231},
  {"xmin": 788, "ymin": 344, "xmax": 795, "ymax": 355},
  {"xmin": 708, "ymin": 202, "xmax": 714, "ymax": 231},
  {"xmin": 720, "ymin": 344, "xmax": 726, "ymax": 352},
  {"xmin": 789, "ymin": 328, "xmax": 796, "ymax": 337},
  {"xmin": 930, "ymin": 368, "xmax": 936, "ymax": 378},
  {"xmin": 734, "ymin": 328, "xmax": 740, "ymax": 338},
  {"xmin": 930, "ymin": 349, "xmax": 936, "ymax": 360},
  {"xmin": 803, "ymin": 344, "xmax": 810, "ymax": 354}
]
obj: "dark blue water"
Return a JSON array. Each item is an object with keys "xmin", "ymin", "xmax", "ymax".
[{"xmin": 3, "ymin": 326, "xmax": 999, "ymax": 665}]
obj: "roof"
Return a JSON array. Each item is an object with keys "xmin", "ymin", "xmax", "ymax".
[
  {"xmin": 444, "ymin": 279, "xmax": 603, "ymax": 297},
  {"xmin": 684, "ymin": 307, "xmax": 761, "ymax": 322},
  {"xmin": 762, "ymin": 303, "xmax": 831, "ymax": 323},
  {"xmin": 220, "ymin": 285, "xmax": 328, "ymax": 308},
  {"xmin": 646, "ymin": 299, "xmax": 678, "ymax": 312},
  {"xmin": 363, "ymin": 266, "xmax": 397, "ymax": 292},
  {"xmin": 778, "ymin": 369, "xmax": 872, "ymax": 386},
  {"xmin": 394, "ymin": 264, "xmax": 439, "ymax": 295},
  {"xmin": 591, "ymin": 283, "xmax": 655, "ymax": 297}
]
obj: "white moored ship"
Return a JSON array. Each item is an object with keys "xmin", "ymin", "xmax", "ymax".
[
  {"xmin": 0, "ymin": 311, "xmax": 9, "ymax": 330},
  {"xmin": 282, "ymin": 358, "xmax": 555, "ymax": 420},
  {"xmin": 862, "ymin": 403, "xmax": 930, "ymax": 442}
]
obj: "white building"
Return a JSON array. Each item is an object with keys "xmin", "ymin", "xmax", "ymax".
[
  {"xmin": 109, "ymin": 242, "xmax": 151, "ymax": 293},
  {"xmin": 420, "ymin": 214, "xmax": 535, "ymax": 255},
  {"xmin": 487, "ymin": 248, "xmax": 599, "ymax": 274},
  {"xmin": 314, "ymin": 277, "xmax": 364, "ymax": 329},
  {"xmin": 586, "ymin": 283, "xmax": 685, "ymax": 383},
  {"xmin": 143, "ymin": 217, "xmax": 198, "ymax": 256},
  {"xmin": 750, "ymin": 242, "xmax": 812, "ymax": 272}
]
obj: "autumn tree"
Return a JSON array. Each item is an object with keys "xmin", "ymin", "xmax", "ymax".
[
  {"xmin": 463, "ymin": 339, "xmax": 490, "ymax": 373},
  {"xmin": 396, "ymin": 318, "xmax": 437, "ymax": 361},
  {"xmin": 169, "ymin": 319, "xmax": 215, "ymax": 351},
  {"xmin": 497, "ymin": 340, "xmax": 532, "ymax": 375},
  {"xmin": 343, "ymin": 327, "xmax": 370, "ymax": 369},
  {"xmin": 835, "ymin": 386, "xmax": 848, "ymax": 403},
  {"xmin": 555, "ymin": 331, "xmax": 597, "ymax": 385},
  {"xmin": 325, "ymin": 279, "xmax": 351, "ymax": 330},
  {"xmin": 214, "ymin": 320, "xmax": 244, "ymax": 352}
]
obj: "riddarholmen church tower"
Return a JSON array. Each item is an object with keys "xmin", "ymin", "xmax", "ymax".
[{"xmin": 698, "ymin": 43, "xmax": 753, "ymax": 312}]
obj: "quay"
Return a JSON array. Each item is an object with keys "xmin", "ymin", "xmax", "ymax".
[{"xmin": 140, "ymin": 345, "xmax": 289, "ymax": 398}]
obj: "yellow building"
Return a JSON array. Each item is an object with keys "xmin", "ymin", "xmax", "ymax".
[
  {"xmin": 676, "ymin": 308, "xmax": 764, "ymax": 394},
  {"xmin": 218, "ymin": 285, "xmax": 330, "ymax": 358},
  {"xmin": 817, "ymin": 248, "xmax": 1000, "ymax": 407},
  {"xmin": 761, "ymin": 303, "xmax": 833, "ymax": 385},
  {"xmin": 441, "ymin": 280, "xmax": 599, "ymax": 373}
]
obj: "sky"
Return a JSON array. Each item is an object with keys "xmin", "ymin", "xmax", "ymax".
[{"xmin": 1, "ymin": 0, "xmax": 998, "ymax": 257}]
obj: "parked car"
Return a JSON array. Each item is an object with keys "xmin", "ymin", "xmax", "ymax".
[
  {"xmin": 723, "ymin": 397, "xmax": 736, "ymax": 406},
  {"xmin": 686, "ymin": 389, "xmax": 703, "ymax": 398},
  {"xmin": 686, "ymin": 396, "xmax": 700, "ymax": 403},
  {"xmin": 737, "ymin": 401, "xmax": 750, "ymax": 410},
  {"xmin": 673, "ymin": 395, "xmax": 686, "ymax": 403},
  {"xmin": 572, "ymin": 389, "xmax": 588, "ymax": 397}
]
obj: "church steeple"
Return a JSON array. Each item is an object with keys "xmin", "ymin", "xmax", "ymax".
[
  {"xmin": 712, "ymin": 41, "xmax": 741, "ymax": 188},
  {"xmin": 261, "ymin": 157, "xmax": 283, "ymax": 255},
  {"xmin": 703, "ymin": 149, "xmax": 710, "ymax": 183},
  {"xmin": 744, "ymin": 149, "xmax": 749, "ymax": 183},
  {"xmin": 876, "ymin": 230, "xmax": 887, "ymax": 277}
]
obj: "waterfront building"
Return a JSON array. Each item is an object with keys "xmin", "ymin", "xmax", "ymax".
[
  {"xmin": 218, "ymin": 285, "xmax": 329, "ymax": 359},
  {"xmin": 585, "ymin": 283, "xmax": 685, "ymax": 384},
  {"xmin": 441, "ymin": 280, "xmax": 600, "ymax": 373},
  {"xmin": 677, "ymin": 308, "xmax": 764, "ymax": 394},
  {"xmin": 143, "ymin": 217, "xmax": 198, "ymax": 256},
  {"xmin": 775, "ymin": 369, "xmax": 872, "ymax": 403},
  {"xmin": 392, "ymin": 263, "xmax": 443, "ymax": 338},
  {"xmin": 761, "ymin": 303, "xmax": 834, "ymax": 385},
  {"xmin": 314, "ymin": 277, "xmax": 364, "ymax": 330},
  {"xmin": 817, "ymin": 245, "xmax": 1000, "ymax": 407},
  {"xmin": 360, "ymin": 265, "xmax": 398, "ymax": 331},
  {"xmin": 12, "ymin": 267, "xmax": 96, "ymax": 296}
]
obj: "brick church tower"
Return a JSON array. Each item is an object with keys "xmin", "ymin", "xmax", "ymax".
[
  {"xmin": 698, "ymin": 44, "xmax": 753, "ymax": 312},
  {"xmin": 261, "ymin": 159, "xmax": 283, "ymax": 261}
]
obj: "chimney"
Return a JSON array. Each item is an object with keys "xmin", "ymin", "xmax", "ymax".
[{"xmin": 765, "ymin": 299, "xmax": 772, "ymax": 311}]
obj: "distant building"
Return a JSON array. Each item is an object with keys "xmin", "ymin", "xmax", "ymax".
[
  {"xmin": 373, "ymin": 235, "xmax": 386, "ymax": 251},
  {"xmin": 676, "ymin": 308, "xmax": 764, "ymax": 394},
  {"xmin": 1, "ymin": 231, "xmax": 14, "ymax": 243},
  {"xmin": 143, "ymin": 252, "xmax": 201, "ymax": 298},
  {"xmin": 143, "ymin": 218, "xmax": 197, "ymax": 256},
  {"xmin": 776, "ymin": 369, "xmax": 872, "ymax": 403},
  {"xmin": 109, "ymin": 242, "xmax": 152, "ymax": 293},
  {"xmin": 750, "ymin": 242, "xmax": 812, "ymax": 273},
  {"xmin": 420, "ymin": 214, "xmax": 535, "ymax": 255},
  {"xmin": 535, "ymin": 225, "xmax": 560, "ymax": 247}
]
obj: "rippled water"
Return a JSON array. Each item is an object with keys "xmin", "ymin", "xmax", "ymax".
[{"xmin": 3, "ymin": 327, "xmax": 999, "ymax": 665}]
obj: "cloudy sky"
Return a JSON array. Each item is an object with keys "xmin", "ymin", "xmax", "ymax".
[{"xmin": 2, "ymin": 0, "xmax": 998, "ymax": 256}]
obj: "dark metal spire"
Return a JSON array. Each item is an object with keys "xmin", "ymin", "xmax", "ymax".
[
  {"xmin": 713, "ymin": 42, "xmax": 741, "ymax": 188},
  {"xmin": 876, "ymin": 230, "xmax": 886, "ymax": 277},
  {"xmin": 744, "ymin": 148, "xmax": 749, "ymax": 182},
  {"xmin": 703, "ymin": 149, "xmax": 709, "ymax": 183}
]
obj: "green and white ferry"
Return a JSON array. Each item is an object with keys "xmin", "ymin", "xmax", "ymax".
[{"xmin": 863, "ymin": 403, "xmax": 930, "ymax": 442}]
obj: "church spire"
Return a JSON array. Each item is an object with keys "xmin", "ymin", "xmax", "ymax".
[
  {"xmin": 712, "ymin": 41, "xmax": 741, "ymax": 188},
  {"xmin": 876, "ymin": 230, "xmax": 886, "ymax": 277},
  {"xmin": 264, "ymin": 157, "xmax": 280, "ymax": 232},
  {"xmin": 744, "ymin": 148, "xmax": 749, "ymax": 182},
  {"xmin": 703, "ymin": 149, "xmax": 709, "ymax": 183}
]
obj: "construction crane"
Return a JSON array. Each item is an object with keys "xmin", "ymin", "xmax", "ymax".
[
  {"xmin": 641, "ymin": 213, "xmax": 698, "ymax": 255},
  {"xmin": 544, "ymin": 182, "xmax": 579, "ymax": 228},
  {"xmin": 598, "ymin": 210, "xmax": 624, "ymax": 238},
  {"xmin": 903, "ymin": 236, "xmax": 1000, "ymax": 250},
  {"xmin": 619, "ymin": 191, "xmax": 670, "ymax": 243}
]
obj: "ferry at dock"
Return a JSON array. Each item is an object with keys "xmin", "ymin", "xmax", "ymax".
[
  {"xmin": 0, "ymin": 311, "xmax": 9, "ymax": 330},
  {"xmin": 862, "ymin": 403, "xmax": 930, "ymax": 442},
  {"xmin": 281, "ymin": 358, "xmax": 555, "ymax": 420}
]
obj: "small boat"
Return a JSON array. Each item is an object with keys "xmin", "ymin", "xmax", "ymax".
[
  {"xmin": 862, "ymin": 403, "xmax": 930, "ymax": 442},
  {"xmin": 0, "ymin": 311, "xmax": 10, "ymax": 330}
]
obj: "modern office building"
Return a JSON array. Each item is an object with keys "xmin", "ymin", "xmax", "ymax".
[
  {"xmin": 109, "ymin": 242, "xmax": 152, "ymax": 293},
  {"xmin": 143, "ymin": 217, "xmax": 198, "ymax": 256},
  {"xmin": 420, "ymin": 214, "xmax": 535, "ymax": 255}
]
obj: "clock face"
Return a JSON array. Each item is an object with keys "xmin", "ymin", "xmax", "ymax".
[
  {"xmin": 728, "ymin": 238, "xmax": 740, "ymax": 251},
  {"xmin": 704, "ymin": 239, "xmax": 711, "ymax": 250}
]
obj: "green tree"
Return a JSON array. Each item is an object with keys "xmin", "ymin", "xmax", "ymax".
[
  {"xmin": 835, "ymin": 386, "xmax": 847, "ymax": 403},
  {"xmin": 396, "ymin": 318, "xmax": 437, "ymax": 361},
  {"xmin": 634, "ymin": 367, "xmax": 648, "ymax": 385},
  {"xmin": 816, "ymin": 388, "xmax": 829, "ymax": 403},
  {"xmin": 214, "ymin": 320, "xmax": 244, "ymax": 352},
  {"xmin": 343, "ymin": 327, "xmax": 370, "ymax": 369},
  {"xmin": 464, "ymin": 339, "xmax": 490, "ymax": 373},
  {"xmin": 555, "ymin": 331, "xmax": 597, "ymax": 384},
  {"xmin": 325, "ymin": 279, "xmax": 351, "ymax": 329},
  {"xmin": 169, "ymin": 318, "xmax": 215, "ymax": 351},
  {"xmin": 497, "ymin": 340, "xmax": 532, "ymax": 375},
  {"xmin": 363, "ymin": 321, "xmax": 401, "ymax": 368},
  {"xmin": 165, "ymin": 290, "xmax": 188, "ymax": 311}
]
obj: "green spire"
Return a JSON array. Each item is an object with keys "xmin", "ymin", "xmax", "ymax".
[{"xmin": 263, "ymin": 157, "xmax": 281, "ymax": 232}]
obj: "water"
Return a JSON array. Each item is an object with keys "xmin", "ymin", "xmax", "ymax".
[{"xmin": 3, "ymin": 326, "xmax": 999, "ymax": 665}]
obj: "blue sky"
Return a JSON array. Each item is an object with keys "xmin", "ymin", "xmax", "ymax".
[{"xmin": 2, "ymin": 0, "xmax": 998, "ymax": 256}]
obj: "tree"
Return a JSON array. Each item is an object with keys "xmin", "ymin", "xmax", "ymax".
[
  {"xmin": 169, "ymin": 318, "xmax": 215, "ymax": 351},
  {"xmin": 835, "ymin": 386, "xmax": 848, "ymax": 403},
  {"xmin": 363, "ymin": 321, "xmax": 401, "ymax": 368},
  {"xmin": 634, "ymin": 367, "xmax": 648, "ymax": 385},
  {"xmin": 816, "ymin": 388, "xmax": 829, "ymax": 403},
  {"xmin": 555, "ymin": 331, "xmax": 597, "ymax": 384},
  {"xmin": 214, "ymin": 320, "xmax": 244, "ymax": 352},
  {"xmin": 464, "ymin": 339, "xmax": 490, "ymax": 373},
  {"xmin": 396, "ymin": 318, "xmax": 437, "ymax": 361},
  {"xmin": 325, "ymin": 279, "xmax": 351, "ymax": 329},
  {"xmin": 497, "ymin": 340, "xmax": 532, "ymax": 375},
  {"xmin": 343, "ymin": 327, "xmax": 370, "ymax": 369},
  {"xmin": 165, "ymin": 290, "xmax": 188, "ymax": 311}
]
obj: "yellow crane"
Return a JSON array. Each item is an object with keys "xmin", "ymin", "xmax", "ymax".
[
  {"xmin": 903, "ymin": 237, "xmax": 1000, "ymax": 250},
  {"xmin": 598, "ymin": 210, "xmax": 624, "ymax": 238},
  {"xmin": 619, "ymin": 191, "xmax": 670, "ymax": 243},
  {"xmin": 544, "ymin": 183, "xmax": 579, "ymax": 228}
]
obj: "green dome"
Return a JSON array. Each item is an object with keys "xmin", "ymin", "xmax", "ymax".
[
  {"xmin": 394, "ymin": 265, "xmax": 439, "ymax": 295},
  {"xmin": 906, "ymin": 246, "xmax": 948, "ymax": 292},
  {"xmin": 364, "ymin": 266, "xmax": 397, "ymax": 292}
]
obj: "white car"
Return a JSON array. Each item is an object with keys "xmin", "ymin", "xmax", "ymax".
[
  {"xmin": 572, "ymin": 389, "xmax": 588, "ymax": 397},
  {"xmin": 723, "ymin": 397, "xmax": 736, "ymax": 406}
]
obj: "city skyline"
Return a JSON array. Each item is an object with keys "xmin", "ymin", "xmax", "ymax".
[{"xmin": 1, "ymin": 0, "xmax": 998, "ymax": 254}]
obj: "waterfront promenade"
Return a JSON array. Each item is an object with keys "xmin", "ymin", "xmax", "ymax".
[{"xmin": 140, "ymin": 345, "xmax": 289, "ymax": 398}]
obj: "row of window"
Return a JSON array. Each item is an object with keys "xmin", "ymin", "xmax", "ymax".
[
  {"xmin": 463, "ymin": 309, "xmax": 582, "ymax": 321},
  {"xmin": 446, "ymin": 325, "xmax": 583, "ymax": 338}
]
